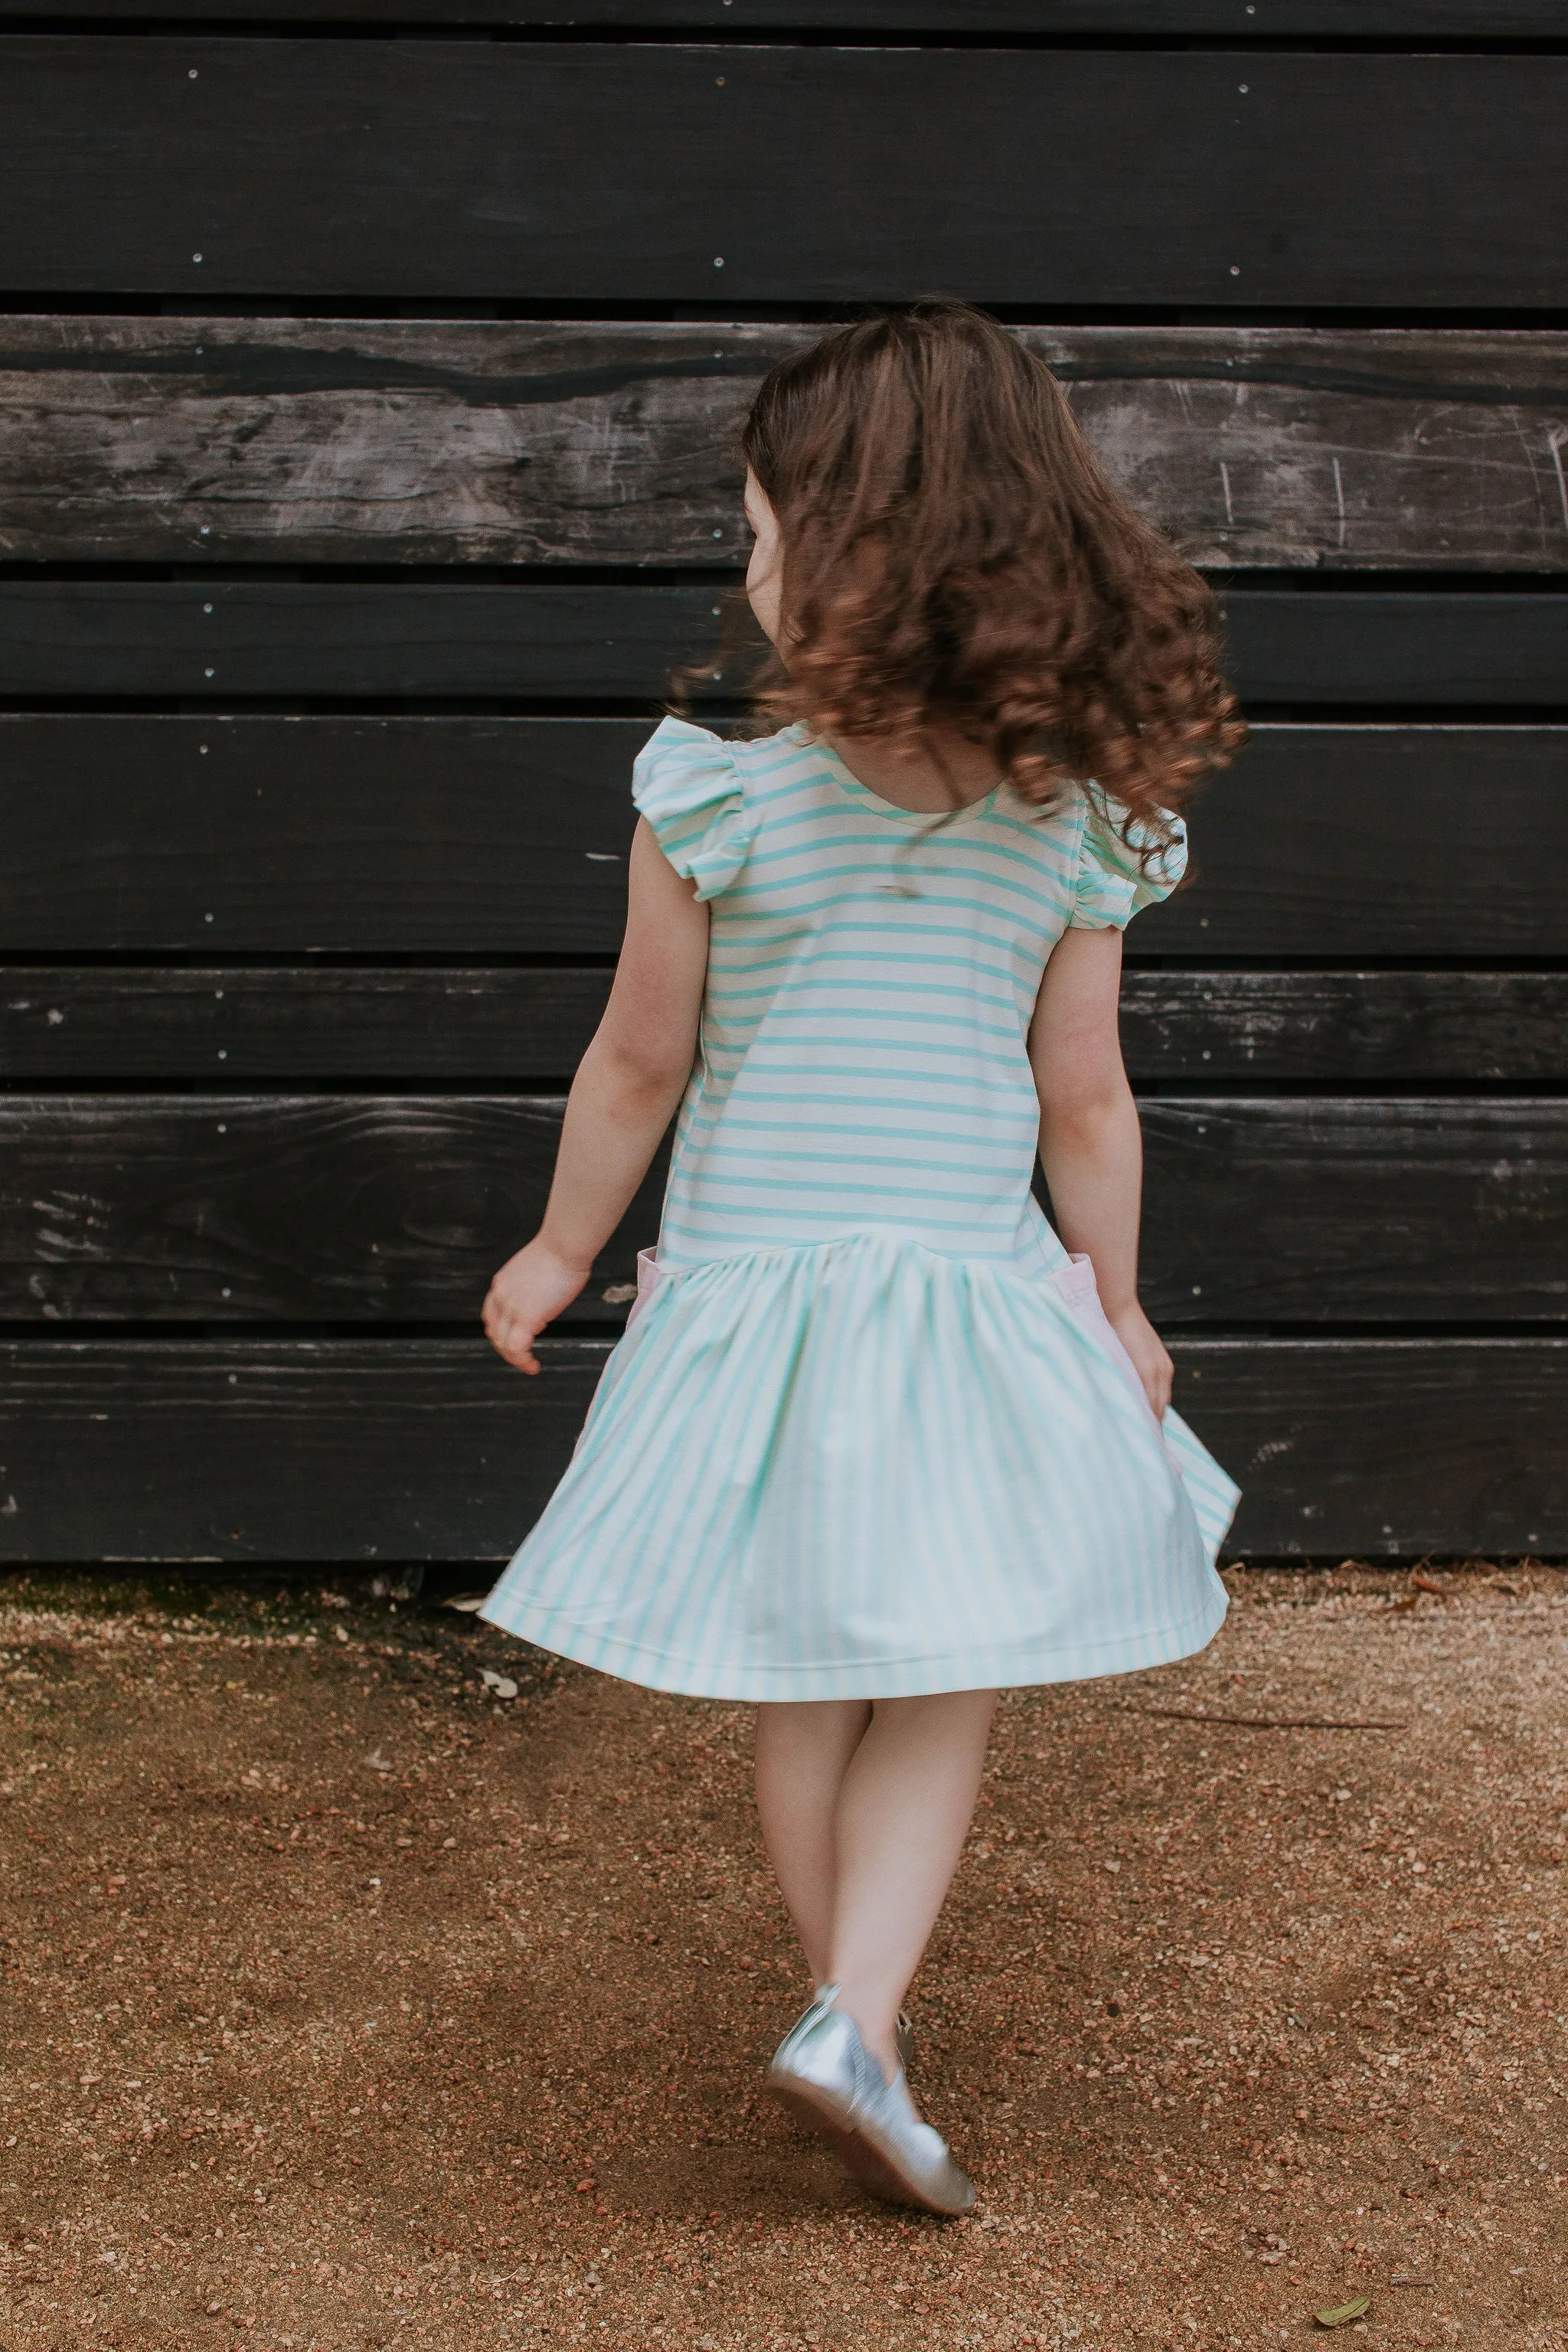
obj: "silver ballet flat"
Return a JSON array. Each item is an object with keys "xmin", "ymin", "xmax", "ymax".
[{"xmin": 767, "ymin": 1985, "xmax": 975, "ymax": 2216}]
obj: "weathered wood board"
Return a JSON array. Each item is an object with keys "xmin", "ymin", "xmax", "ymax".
[
  {"xmin": 1119, "ymin": 972, "xmax": 1568, "ymax": 1086},
  {"xmin": 5, "ymin": 322, "xmax": 1567, "ymax": 572},
  {"xmin": 2, "ymin": 717, "xmax": 643, "ymax": 957},
  {"xmin": 1, "ymin": 1337, "xmax": 1561, "ymax": 1561},
  {"xmin": 5, "ymin": 580, "xmax": 1568, "ymax": 706},
  {"xmin": 1184, "ymin": 1341, "xmax": 1568, "ymax": 1560},
  {"xmin": 0, "ymin": 1096, "xmax": 663, "ymax": 1328},
  {"xmin": 0, "ymin": 969, "xmax": 619, "ymax": 1083},
  {"xmin": 4, "ymin": 1093, "xmax": 1563, "ymax": 1326},
  {"xmin": 8, "ymin": 5, "xmax": 1565, "ymax": 29},
  {"xmin": 8, "ymin": 969, "xmax": 1566, "ymax": 1086},
  {"xmin": 7, "ymin": 717, "xmax": 1565, "ymax": 958},
  {"xmin": 1137, "ymin": 725, "xmax": 1568, "ymax": 958},
  {"xmin": 0, "ymin": 11, "xmax": 1561, "ymax": 1570},
  {"xmin": 1138, "ymin": 1099, "xmax": 1568, "ymax": 1325},
  {"xmin": 3, "ymin": 45, "xmax": 1563, "ymax": 306}
]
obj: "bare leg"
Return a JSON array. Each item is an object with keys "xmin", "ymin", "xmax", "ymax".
[
  {"xmin": 828, "ymin": 1689, "xmax": 998, "ymax": 2077},
  {"xmin": 753, "ymin": 1699, "xmax": 872, "ymax": 1982}
]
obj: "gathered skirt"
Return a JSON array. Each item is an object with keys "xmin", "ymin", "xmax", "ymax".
[{"xmin": 479, "ymin": 1232, "xmax": 1236, "ymax": 1700}]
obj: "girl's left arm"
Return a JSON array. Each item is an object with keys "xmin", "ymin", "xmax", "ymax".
[
  {"xmin": 1027, "ymin": 925, "xmax": 1173, "ymax": 1416},
  {"xmin": 482, "ymin": 817, "xmax": 709, "ymax": 1373}
]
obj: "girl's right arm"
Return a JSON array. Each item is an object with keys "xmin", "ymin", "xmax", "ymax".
[{"xmin": 482, "ymin": 818, "xmax": 709, "ymax": 1373}]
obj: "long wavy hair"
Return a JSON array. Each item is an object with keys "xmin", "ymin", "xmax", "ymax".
[{"xmin": 717, "ymin": 302, "xmax": 1245, "ymax": 858}]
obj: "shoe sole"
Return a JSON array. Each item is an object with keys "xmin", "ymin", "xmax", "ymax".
[{"xmin": 765, "ymin": 2072, "xmax": 975, "ymax": 2217}]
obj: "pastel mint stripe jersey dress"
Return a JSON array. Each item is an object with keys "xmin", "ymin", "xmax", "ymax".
[{"xmin": 480, "ymin": 717, "xmax": 1238, "ymax": 1699}]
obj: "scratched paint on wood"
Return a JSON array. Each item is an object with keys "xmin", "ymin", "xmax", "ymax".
[{"xmin": 3, "ymin": 321, "xmax": 1566, "ymax": 569}]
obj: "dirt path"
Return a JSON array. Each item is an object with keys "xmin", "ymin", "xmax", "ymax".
[{"xmin": 1, "ymin": 1565, "xmax": 1563, "ymax": 2351}]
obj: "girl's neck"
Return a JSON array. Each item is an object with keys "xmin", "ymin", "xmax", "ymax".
[{"xmin": 822, "ymin": 725, "xmax": 1000, "ymax": 815}]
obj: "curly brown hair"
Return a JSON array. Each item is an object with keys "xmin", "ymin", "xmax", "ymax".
[{"xmin": 727, "ymin": 302, "xmax": 1245, "ymax": 858}]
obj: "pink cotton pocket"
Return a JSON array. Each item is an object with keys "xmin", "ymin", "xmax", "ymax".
[
  {"xmin": 623, "ymin": 1247, "xmax": 664, "ymax": 1333},
  {"xmin": 1049, "ymin": 1252, "xmax": 1164, "ymax": 1436}
]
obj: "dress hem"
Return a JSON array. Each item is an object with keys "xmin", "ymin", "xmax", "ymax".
[{"xmin": 476, "ymin": 1587, "xmax": 1229, "ymax": 1703}]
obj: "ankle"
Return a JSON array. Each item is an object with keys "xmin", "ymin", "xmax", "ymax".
[{"xmin": 831, "ymin": 1991, "xmax": 900, "ymax": 2079}]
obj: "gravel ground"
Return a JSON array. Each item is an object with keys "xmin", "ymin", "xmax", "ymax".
[{"xmin": 1, "ymin": 1563, "xmax": 1564, "ymax": 2352}]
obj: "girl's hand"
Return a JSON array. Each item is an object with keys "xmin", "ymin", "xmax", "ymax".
[
  {"xmin": 1106, "ymin": 1299, "xmax": 1174, "ymax": 1420},
  {"xmin": 482, "ymin": 1239, "xmax": 593, "ymax": 1374}
]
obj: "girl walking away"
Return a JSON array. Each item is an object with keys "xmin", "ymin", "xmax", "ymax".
[{"xmin": 480, "ymin": 303, "xmax": 1245, "ymax": 2216}]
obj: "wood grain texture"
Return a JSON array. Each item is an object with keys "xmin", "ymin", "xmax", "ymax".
[
  {"xmin": 0, "ymin": 1338, "xmax": 607, "ymax": 1563},
  {"xmin": 5, "ymin": 580, "xmax": 1568, "ymax": 705},
  {"xmin": 1138, "ymin": 724, "xmax": 1568, "ymax": 957},
  {"xmin": 1118, "ymin": 972, "xmax": 1568, "ymax": 1086},
  {"xmin": 1217, "ymin": 592, "xmax": 1568, "ymax": 708},
  {"xmin": 0, "ymin": 969, "xmax": 616, "ymax": 1082},
  {"xmin": 6, "ymin": 717, "xmax": 1566, "ymax": 957},
  {"xmin": 0, "ymin": 581, "xmax": 735, "ymax": 704},
  {"xmin": 5, "ymin": 321, "xmax": 1568, "ymax": 570},
  {"xmin": 1181, "ymin": 1341, "xmax": 1568, "ymax": 1560},
  {"xmin": 5, "ymin": 1093, "xmax": 1563, "ymax": 1326},
  {"xmin": 1, "ymin": 717, "xmax": 644, "ymax": 956},
  {"xmin": 1137, "ymin": 1098, "xmax": 1568, "ymax": 1326},
  {"xmin": 5, "ymin": 44, "xmax": 1563, "ymax": 306},
  {"xmin": 0, "ymin": 1096, "xmax": 665, "ymax": 1327},
  {"xmin": 5, "ymin": 5, "xmax": 1563, "ymax": 28},
  {"xmin": 10, "ymin": 969, "xmax": 1566, "ymax": 1086},
  {"xmin": 0, "ymin": 1337, "xmax": 1561, "ymax": 1561}
]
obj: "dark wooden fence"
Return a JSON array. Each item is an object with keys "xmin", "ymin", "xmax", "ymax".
[{"xmin": 2, "ymin": 5, "xmax": 1565, "ymax": 1565}]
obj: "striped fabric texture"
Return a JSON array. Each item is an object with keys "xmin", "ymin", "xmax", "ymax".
[
  {"xmin": 640, "ymin": 718, "xmax": 1183, "ymax": 1272},
  {"xmin": 481, "ymin": 720, "xmax": 1237, "ymax": 1700}
]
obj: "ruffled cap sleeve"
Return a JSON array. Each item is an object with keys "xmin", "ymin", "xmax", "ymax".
[
  {"xmin": 1069, "ymin": 792, "xmax": 1188, "ymax": 930},
  {"xmin": 631, "ymin": 717, "xmax": 756, "ymax": 903}
]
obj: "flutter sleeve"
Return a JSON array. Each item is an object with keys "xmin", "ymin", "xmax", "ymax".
[
  {"xmin": 1068, "ymin": 792, "xmax": 1188, "ymax": 931},
  {"xmin": 630, "ymin": 716, "xmax": 758, "ymax": 903}
]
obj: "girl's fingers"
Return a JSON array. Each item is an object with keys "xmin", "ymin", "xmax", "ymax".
[{"xmin": 483, "ymin": 1304, "xmax": 541, "ymax": 1372}]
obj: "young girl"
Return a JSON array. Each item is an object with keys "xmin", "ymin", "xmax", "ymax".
[{"xmin": 479, "ymin": 304, "xmax": 1243, "ymax": 2218}]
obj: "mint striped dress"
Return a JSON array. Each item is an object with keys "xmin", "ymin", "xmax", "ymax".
[{"xmin": 480, "ymin": 717, "xmax": 1237, "ymax": 1699}]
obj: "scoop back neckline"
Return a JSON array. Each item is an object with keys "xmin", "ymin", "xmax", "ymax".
[{"xmin": 789, "ymin": 726, "xmax": 1002, "ymax": 828}]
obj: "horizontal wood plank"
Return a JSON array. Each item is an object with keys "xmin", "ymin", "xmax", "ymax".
[
  {"xmin": 1216, "ymin": 591, "xmax": 1568, "ymax": 708},
  {"xmin": 6, "ymin": 322, "xmax": 1568, "ymax": 571},
  {"xmin": 1136, "ymin": 1098, "xmax": 1568, "ymax": 1325},
  {"xmin": 10, "ymin": 969, "xmax": 1566, "ymax": 1086},
  {"xmin": 0, "ymin": 581, "xmax": 731, "ymax": 706},
  {"xmin": 0, "ymin": 969, "xmax": 616, "ymax": 1082},
  {"xmin": 0, "ymin": 1336, "xmax": 1560, "ymax": 1560},
  {"xmin": 3, "ymin": 45, "xmax": 1563, "ymax": 307},
  {"xmin": 5, "ymin": 7, "xmax": 1563, "ymax": 30},
  {"xmin": 1138, "ymin": 724, "xmax": 1568, "ymax": 957},
  {"xmin": 1182, "ymin": 1341, "xmax": 1568, "ymax": 1560},
  {"xmin": 1118, "ymin": 972, "xmax": 1568, "ymax": 1086},
  {"xmin": 4, "ymin": 1093, "xmax": 1563, "ymax": 1326},
  {"xmin": 5, "ymin": 582, "xmax": 1568, "ymax": 707},
  {"xmin": 0, "ymin": 1096, "xmax": 665, "ymax": 1328},
  {"xmin": 0, "ymin": 1337, "xmax": 608, "ymax": 1563},
  {"xmin": 5, "ymin": 717, "xmax": 1566, "ymax": 957},
  {"xmin": 2, "ymin": 717, "xmax": 643, "ymax": 956}
]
